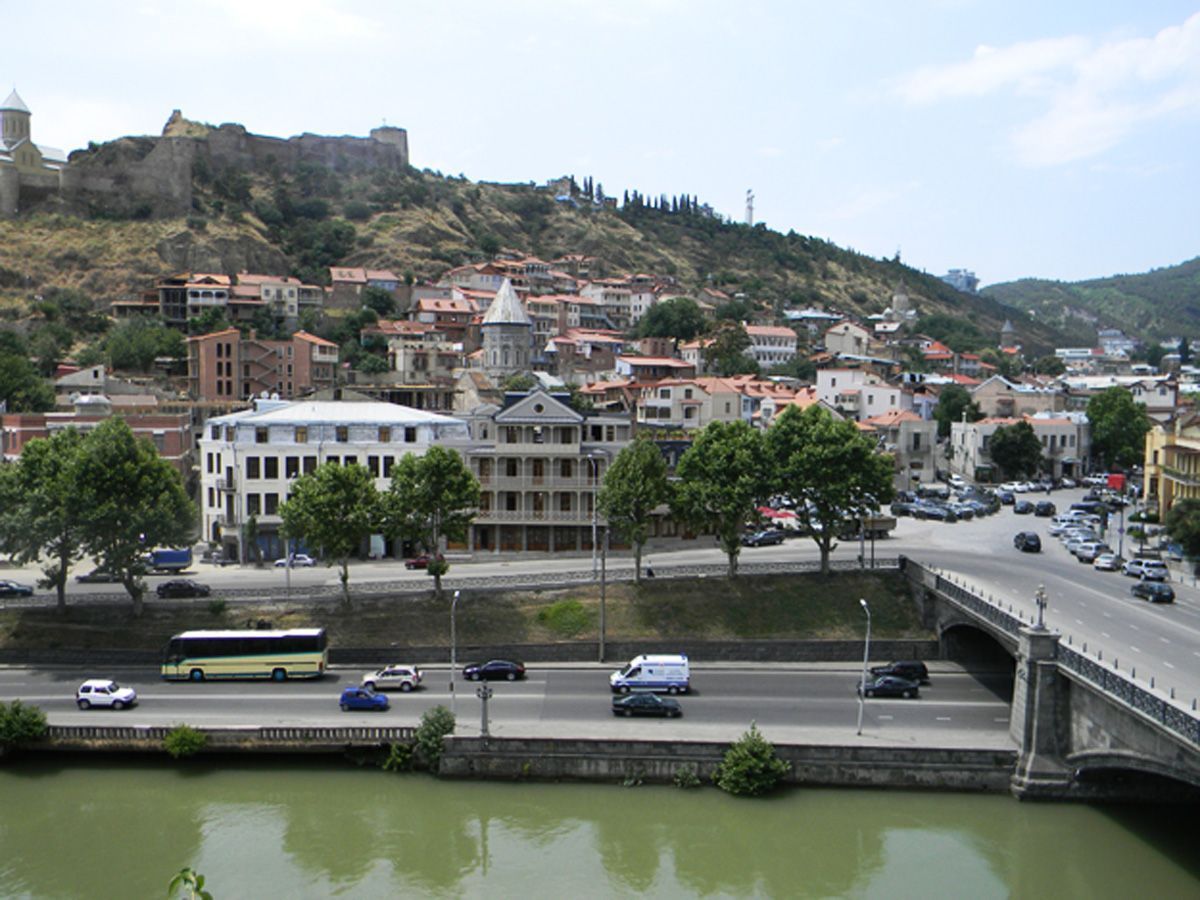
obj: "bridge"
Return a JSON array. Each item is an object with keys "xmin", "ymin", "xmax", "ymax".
[{"xmin": 902, "ymin": 557, "xmax": 1200, "ymax": 800}]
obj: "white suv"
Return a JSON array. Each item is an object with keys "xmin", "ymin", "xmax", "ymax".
[
  {"xmin": 1123, "ymin": 559, "xmax": 1170, "ymax": 581},
  {"xmin": 76, "ymin": 679, "xmax": 138, "ymax": 710},
  {"xmin": 361, "ymin": 664, "xmax": 422, "ymax": 692}
]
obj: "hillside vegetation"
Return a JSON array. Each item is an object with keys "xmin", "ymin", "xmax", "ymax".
[{"xmin": 983, "ymin": 258, "xmax": 1200, "ymax": 345}]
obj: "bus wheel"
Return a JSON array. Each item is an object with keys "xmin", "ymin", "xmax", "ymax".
[
  {"xmin": 667, "ymin": 686, "xmax": 678, "ymax": 695},
  {"xmin": 272, "ymin": 668, "xmax": 287, "ymax": 682},
  {"xmin": 190, "ymin": 669, "xmax": 204, "ymax": 682}
]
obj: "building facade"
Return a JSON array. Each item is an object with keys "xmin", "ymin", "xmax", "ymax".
[{"xmin": 187, "ymin": 329, "xmax": 338, "ymax": 402}]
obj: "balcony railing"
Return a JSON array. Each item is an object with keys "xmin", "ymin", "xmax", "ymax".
[
  {"xmin": 216, "ymin": 476, "xmax": 237, "ymax": 491},
  {"xmin": 477, "ymin": 475, "xmax": 599, "ymax": 489},
  {"xmin": 475, "ymin": 509, "xmax": 594, "ymax": 523},
  {"xmin": 1162, "ymin": 466, "xmax": 1200, "ymax": 487}
]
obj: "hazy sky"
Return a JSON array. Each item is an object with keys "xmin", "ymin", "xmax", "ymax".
[{"xmin": 6, "ymin": 1, "xmax": 1199, "ymax": 286}]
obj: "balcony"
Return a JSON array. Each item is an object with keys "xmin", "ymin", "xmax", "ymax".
[
  {"xmin": 476, "ymin": 509, "xmax": 594, "ymax": 524},
  {"xmin": 216, "ymin": 475, "xmax": 237, "ymax": 491},
  {"xmin": 1162, "ymin": 466, "xmax": 1200, "ymax": 488}
]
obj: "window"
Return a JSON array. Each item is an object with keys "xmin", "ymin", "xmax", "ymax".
[
  {"xmin": 246, "ymin": 457, "xmax": 261, "ymax": 479},
  {"xmin": 336, "ymin": 426, "xmax": 349, "ymax": 442},
  {"xmin": 368, "ymin": 455, "xmax": 380, "ymax": 477},
  {"xmin": 246, "ymin": 494, "xmax": 261, "ymax": 516},
  {"xmin": 379, "ymin": 426, "xmax": 391, "ymax": 443},
  {"xmin": 264, "ymin": 493, "xmax": 279, "ymax": 515},
  {"xmin": 285, "ymin": 456, "xmax": 300, "ymax": 478},
  {"xmin": 207, "ymin": 488, "xmax": 214, "ymax": 508},
  {"xmin": 295, "ymin": 426, "xmax": 307, "ymax": 444},
  {"xmin": 559, "ymin": 494, "xmax": 573, "ymax": 512},
  {"xmin": 264, "ymin": 457, "xmax": 279, "ymax": 479},
  {"xmin": 383, "ymin": 456, "xmax": 395, "ymax": 477},
  {"xmin": 210, "ymin": 425, "xmax": 220, "ymax": 440},
  {"xmin": 560, "ymin": 459, "xmax": 573, "ymax": 478},
  {"xmin": 255, "ymin": 427, "xmax": 268, "ymax": 444},
  {"xmin": 506, "ymin": 458, "xmax": 519, "ymax": 477},
  {"xmin": 206, "ymin": 453, "xmax": 214, "ymax": 474},
  {"xmin": 405, "ymin": 427, "xmax": 417, "ymax": 443},
  {"xmin": 912, "ymin": 433, "xmax": 922, "ymax": 450},
  {"xmin": 303, "ymin": 456, "xmax": 318, "ymax": 474},
  {"xmin": 152, "ymin": 433, "xmax": 166, "ymax": 452}
]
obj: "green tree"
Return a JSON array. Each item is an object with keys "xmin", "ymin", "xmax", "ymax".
[
  {"xmin": 988, "ymin": 421, "xmax": 1044, "ymax": 480},
  {"xmin": 715, "ymin": 298, "xmax": 756, "ymax": 322},
  {"xmin": 362, "ymin": 285, "xmax": 396, "ymax": 317},
  {"xmin": 933, "ymin": 384, "xmax": 982, "ymax": 438},
  {"xmin": 0, "ymin": 351, "xmax": 54, "ymax": 412},
  {"xmin": 671, "ymin": 420, "xmax": 769, "ymax": 578},
  {"xmin": 1087, "ymin": 386, "xmax": 1151, "ymax": 470},
  {"xmin": 73, "ymin": 419, "xmax": 196, "ymax": 616},
  {"xmin": 1165, "ymin": 499, "xmax": 1200, "ymax": 562},
  {"xmin": 280, "ymin": 462, "xmax": 381, "ymax": 605},
  {"xmin": 0, "ymin": 429, "xmax": 87, "ymax": 613},
  {"xmin": 703, "ymin": 321, "xmax": 758, "ymax": 376},
  {"xmin": 1032, "ymin": 354, "xmax": 1066, "ymax": 376},
  {"xmin": 0, "ymin": 700, "xmax": 48, "ymax": 751},
  {"xmin": 355, "ymin": 353, "xmax": 390, "ymax": 375},
  {"xmin": 501, "ymin": 373, "xmax": 537, "ymax": 392},
  {"xmin": 979, "ymin": 348, "xmax": 1021, "ymax": 379},
  {"xmin": 712, "ymin": 722, "xmax": 790, "ymax": 796},
  {"xmin": 636, "ymin": 296, "xmax": 707, "ymax": 342},
  {"xmin": 188, "ymin": 306, "xmax": 233, "ymax": 336},
  {"xmin": 104, "ymin": 319, "xmax": 186, "ymax": 371},
  {"xmin": 382, "ymin": 447, "xmax": 480, "ymax": 598},
  {"xmin": 598, "ymin": 436, "xmax": 670, "ymax": 583},
  {"xmin": 765, "ymin": 405, "xmax": 894, "ymax": 574}
]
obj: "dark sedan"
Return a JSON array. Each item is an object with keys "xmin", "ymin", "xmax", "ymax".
[
  {"xmin": 612, "ymin": 692, "xmax": 682, "ymax": 718},
  {"xmin": 1013, "ymin": 531, "xmax": 1042, "ymax": 553},
  {"xmin": 1034, "ymin": 501, "xmax": 1057, "ymax": 517},
  {"xmin": 74, "ymin": 568, "xmax": 121, "ymax": 584},
  {"xmin": 1013, "ymin": 500, "xmax": 1035, "ymax": 515},
  {"xmin": 0, "ymin": 579, "xmax": 34, "ymax": 598},
  {"xmin": 741, "ymin": 529, "xmax": 785, "ymax": 547},
  {"xmin": 463, "ymin": 659, "xmax": 526, "ymax": 681},
  {"xmin": 857, "ymin": 675, "xmax": 920, "ymax": 699},
  {"xmin": 869, "ymin": 660, "xmax": 929, "ymax": 683},
  {"xmin": 155, "ymin": 579, "xmax": 211, "ymax": 599},
  {"xmin": 1131, "ymin": 582, "xmax": 1175, "ymax": 604}
]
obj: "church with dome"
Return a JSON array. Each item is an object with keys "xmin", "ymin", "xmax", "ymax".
[{"xmin": 0, "ymin": 89, "xmax": 68, "ymax": 217}]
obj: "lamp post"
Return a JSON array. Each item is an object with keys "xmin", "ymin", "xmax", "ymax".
[
  {"xmin": 856, "ymin": 598, "xmax": 871, "ymax": 736},
  {"xmin": 589, "ymin": 454, "xmax": 601, "ymax": 580},
  {"xmin": 450, "ymin": 589, "xmax": 461, "ymax": 719},
  {"xmin": 599, "ymin": 524, "xmax": 608, "ymax": 662},
  {"xmin": 1034, "ymin": 584, "xmax": 1047, "ymax": 631},
  {"xmin": 477, "ymin": 682, "xmax": 493, "ymax": 738}
]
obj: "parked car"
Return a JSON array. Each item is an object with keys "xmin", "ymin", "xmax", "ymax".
[
  {"xmin": 404, "ymin": 553, "xmax": 445, "ymax": 570},
  {"xmin": 1034, "ymin": 501, "xmax": 1057, "ymax": 517},
  {"xmin": 463, "ymin": 659, "xmax": 526, "ymax": 681},
  {"xmin": 1131, "ymin": 582, "xmax": 1175, "ymax": 604},
  {"xmin": 1013, "ymin": 532, "xmax": 1042, "ymax": 553},
  {"xmin": 890, "ymin": 500, "xmax": 918, "ymax": 517},
  {"xmin": 741, "ymin": 529, "xmax": 785, "ymax": 547},
  {"xmin": 1123, "ymin": 559, "xmax": 1170, "ymax": 581},
  {"xmin": 339, "ymin": 685, "xmax": 390, "ymax": 711},
  {"xmin": 0, "ymin": 579, "xmax": 34, "ymax": 598},
  {"xmin": 1093, "ymin": 553, "xmax": 1122, "ymax": 571},
  {"xmin": 362, "ymin": 664, "xmax": 422, "ymax": 692},
  {"xmin": 75, "ymin": 679, "xmax": 137, "ymax": 710},
  {"xmin": 869, "ymin": 660, "xmax": 930, "ymax": 684},
  {"xmin": 1073, "ymin": 542, "xmax": 1110, "ymax": 564},
  {"xmin": 155, "ymin": 579, "xmax": 211, "ymax": 599},
  {"xmin": 1013, "ymin": 500, "xmax": 1034, "ymax": 515},
  {"xmin": 611, "ymin": 693, "xmax": 683, "ymax": 718},
  {"xmin": 1060, "ymin": 477, "xmax": 1077, "ymax": 488},
  {"xmin": 913, "ymin": 502, "xmax": 957, "ymax": 522},
  {"xmin": 996, "ymin": 490, "xmax": 1016, "ymax": 506},
  {"xmin": 274, "ymin": 553, "xmax": 316, "ymax": 568},
  {"xmin": 857, "ymin": 675, "xmax": 920, "ymax": 699},
  {"xmin": 948, "ymin": 502, "xmax": 975, "ymax": 521},
  {"xmin": 74, "ymin": 568, "xmax": 122, "ymax": 584}
]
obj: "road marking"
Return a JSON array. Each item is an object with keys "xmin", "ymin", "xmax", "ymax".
[
  {"xmin": 1160, "ymin": 637, "xmax": 1171, "ymax": 644},
  {"xmin": 1101, "ymin": 631, "xmax": 1111, "ymax": 638},
  {"xmin": 1131, "ymin": 646, "xmax": 1142, "ymax": 654},
  {"xmin": 1129, "ymin": 624, "xmax": 1140, "ymax": 631},
  {"xmin": 1075, "ymin": 619, "xmax": 1084, "ymax": 625},
  {"xmin": 1103, "ymin": 612, "xmax": 1112, "ymax": 619},
  {"xmin": 935, "ymin": 716, "xmax": 952, "ymax": 721},
  {"xmin": 993, "ymin": 717, "xmax": 1010, "ymax": 723},
  {"xmin": 1164, "ymin": 661, "xmax": 1176, "ymax": 669},
  {"xmin": 877, "ymin": 715, "xmax": 894, "ymax": 721}
]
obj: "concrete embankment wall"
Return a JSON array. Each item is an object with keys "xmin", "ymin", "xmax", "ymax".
[{"xmin": 440, "ymin": 737, "xmax": 1017, "ymax": 793}]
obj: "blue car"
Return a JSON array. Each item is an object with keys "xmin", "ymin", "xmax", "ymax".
[{"xmin": 339, "ymin": 686, "xmax": 389, "ymax": 712}]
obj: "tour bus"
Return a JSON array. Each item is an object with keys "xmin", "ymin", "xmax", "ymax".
[{"xmin": 161, "ymin": 628, "xmax": 328, "ymax": 681}]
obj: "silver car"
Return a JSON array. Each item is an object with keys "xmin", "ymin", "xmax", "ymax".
[{"xmin": 361, "ymin": 664, "xmax": 422, "ymax": 692}]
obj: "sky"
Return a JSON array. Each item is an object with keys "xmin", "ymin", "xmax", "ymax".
[{"xmin": 5, "ymin": 1, "xmax": 1199, "ymax": 287}]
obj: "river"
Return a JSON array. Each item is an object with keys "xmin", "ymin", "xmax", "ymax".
[{"xmin": 0, "ymin": 758, "xmax": 1195, "ymax": 898}]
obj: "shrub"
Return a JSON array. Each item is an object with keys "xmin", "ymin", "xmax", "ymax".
[
  {"xmin": 536, "ymin": 599, "xmax": 593, "ymax": 637},
  {"xmin": 382, "ymin": 740, "xmax": 415, "ymax": 772},
  {"xmin": 673, "ymin": 762, "xmax": 702, "ymax": 789},
  {"xmin": 0, "ymin": 700, "xmax": 48, "ymax": 748},
  {"xmin": 712, "ymin": 722, "xmax": 790, "ymax": 796},
  {"xmin": 414, "ymin": 705, "xmax": 455, "ymax": 771},
  {"xmin": 163, "ymin": 724, "xmax": 208, "ymax": 759},
  {"xmin": 206, "ymin": 598, "xmax": 227, "ymax": 616}
]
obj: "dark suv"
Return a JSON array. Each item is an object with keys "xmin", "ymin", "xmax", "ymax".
[
  {"xmin": 1014, "ymin": 531, "xmax": 1042, "ymax": 553},
  {"xmin": 869, "ymin": 660, "xmax": 930, "ymax": 684}
]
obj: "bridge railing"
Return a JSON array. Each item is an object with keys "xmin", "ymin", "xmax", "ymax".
[
  {"xmin": 902, "ymin": 558, "xmax": 1023, "ymax": 637},
  {"xmin": 45, "ymin": 724, "xmax": 416, "ymax": 743},
  {"xmin": 1057, "ymin": 645, "xmax": 1200, "ymax": 747}
]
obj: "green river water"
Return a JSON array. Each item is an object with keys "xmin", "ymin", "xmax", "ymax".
[{"xmin": 0, "ymin": 758, "xmax": 1196, "ymax": 899}]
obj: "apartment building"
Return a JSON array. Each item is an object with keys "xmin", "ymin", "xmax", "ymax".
[
  {"xmin": 198, "ymin": 399, "xmax": 470, "ymax": 560},
  {"xmin": 949, "ymin": 413, "xmax": 1090, "ymax": 482},
  {"xmin": 971, "ymin": 375, "xmax": 1065, "ymax": 419},
  {"xmin": 815, "ymin": 369, "xmax": 910, "ymax": 421},
  {"xmin": 745, "ymin": 325, "xmax": 798, "ymax": 369},
  {"xmin": 860, "ymin": 408, "xmax": 938, "ymax": 491},
  {"xmin": 187, "ymin": 329, "xmax": 338, "ymax": 402}
]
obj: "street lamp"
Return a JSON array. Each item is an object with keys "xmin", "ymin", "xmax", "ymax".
[
  {"xmin": 588, "ymin": 453, "xmax": 604, "ymax": 580},
  {"xmin": 1034, "ymin": 584, "xmax": 1047, "ymax": 631},
  {"xmin": 450, "ymin": 589, "xmax": 461, "ymax": 719},
  {"xmin": 856, "ymin": 598, "xmax": 871, "ymax": 736}
]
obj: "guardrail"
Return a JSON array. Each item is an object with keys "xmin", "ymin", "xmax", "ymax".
[{"xmin": 46, "ymin": 724, "xmax": 415, "ymax": 744}]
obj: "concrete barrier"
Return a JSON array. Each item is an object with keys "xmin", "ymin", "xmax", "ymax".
[{"xmin": 41, "ymin": 724, "xmax": 414, "ymax": 753}]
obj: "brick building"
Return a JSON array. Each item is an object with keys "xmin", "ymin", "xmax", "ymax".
[{"xmin": 187, "ymin": 329, "xmax": 338, "ymax": 402}]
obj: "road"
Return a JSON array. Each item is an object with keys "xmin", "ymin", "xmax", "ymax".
[{"xmin": 0, "ymin": 664, "xmax": 1014, "ymax": 746}]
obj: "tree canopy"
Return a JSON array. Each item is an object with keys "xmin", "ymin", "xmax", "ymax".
[
  {"xmin": 933, "ymin": 384, "xmax": 982, "ymax": 438},
  {"xmin": 987, "ymin": 421, "xmax": 1043, "ymax": 480},
  {"xmin": 703, "ymin": 321, "xmax": 758, "ymax": 377},
  {"xmin": 1165, "ymin": 499, "xmax": 1200, "ymax": 562},
  {"xmin": 598, "ymin": 436, "xmax": 670, "ymax": 582},
  {"xmin": 765, "ymin": 405, "xmax": 894, "ymax": 573},
  {"xmin": 0, "ymin": 350, "xmax": 55, "ymax": 412},
  {"xmin": 636, "ymin": 296, "xmax": 707, "ymax": 342},
  {"xmin": 280, "ymin": 462, "xmax": 381, "ymax": 604},
  {"xmin": 671, "ymin": 420, "xmax": 769, "ymax": 577},
  {"xmin": 1087, "ymin": 386, "xmax": 1150, "ymax": 470}
]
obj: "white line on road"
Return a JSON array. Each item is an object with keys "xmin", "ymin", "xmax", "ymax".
[
  {"xmin": 935, "ymin": 716, "xmax": 952, "ymax": 721},
  {"xmin": 1160, "ymin": 637, "xmax": 1171, "ymax": 644},
  {"xmin": 993, "ymin": 717, "xmax": 1009, "ymax": 723},
  {"xmin": 1102, "ymin": 631, "xmax": 1111, "ymax": 638},
  {"xmin": 1131, "ymin": 646, "xmax": 1142, "ymax": 654},
  {"xmin": 1075, "ymin": 619, "xmax": 1084, "ymax": 626},
  {"xmin": 1103, "ymin": 612, "xmax": 1112, "ymax": 619},
  {"xmin": 877, "ymin": 715, "xmax": 893, "ymax": 721},
  {"xmin": 1165, "ymin": 661, "xmax": 1176, "ymax": 670},
  {"xmin": 1129, "ymin": 624, "xmax": 1140, "ymax": 631}
]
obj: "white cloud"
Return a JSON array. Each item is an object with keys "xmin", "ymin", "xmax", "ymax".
[{"xmin": 893, "ymin": 11, "xmax": 1200, "ymax": 167}]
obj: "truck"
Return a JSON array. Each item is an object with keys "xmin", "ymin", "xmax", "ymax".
[
  {"xmin": 142, "ymin": 548, "xmax": 193, "ymax": 573},
  {"xmin": 838, "ymin": 515, "xmax": 897, "ymax": 540},
  {"xmin": 610, "ymin": 654, "xmax": 690, "ymax": 695}
]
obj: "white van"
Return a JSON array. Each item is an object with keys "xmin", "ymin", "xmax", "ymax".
[{"xmin": 610, "ymin": 654, "xmax": 690, "ymax": 694}]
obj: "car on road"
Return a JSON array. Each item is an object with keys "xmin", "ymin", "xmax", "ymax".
[
  {"xmin": 74, "ymin": 568, "xmax": 122, "ymax": 584},
  {"xmin": 1013, "ymin": 531, "xmax": 1041, "ymax": 553},
  {"xmin": 76, "ymin": 679, "xmax": 137, "ymax": 710},
  {"xmin": 0, "ymin": 579, "xmax": 34, "ymax": 598},
  {"xmin": 464, "ymin": 659, "xmax": 526, "ymax": 681},
  {"xmin": 339, "ymin": 685, "xmax": 390, "ymax": 711},
  {"xmin": 362, "ymin": 664, "xmax": 422, "ymax": 692},
  {"xmin": 274, "ymin": 553, "xmax": 316, "ymax": 568},
  {"xmin": 1034, "ymin": 501, "xmax": 1057, "ymax": 517},
  {"xmin": 1123, "ymin": 558, "xmax": 1170, "ymax": 581},
  {"xmin": 1093, "ymin": 552, "xmax": 1122, "ymax": 571},
  {"xmin": 741, "ymin": 529, "xmax": 785, "ymax": 547},
  {"xmin": 869, "ymin": 660, "xmax": 930, "ymax": 683},
  {"xmin": 1131, "ymin": 582, "xmax": 1175, "ymax": 604},
  {"xmin": 404, "ymin": 553, "xmax": 445, "ymax": 570},
  {"xmin": 611, "ymin": 692, "xmax": 683, "ymax": 718},
  {"xmin": 857, "ymin": 675, "xmax": 920, "ymax": 699},
  {"xmin": 155, "ymin": 579, "xmax": 211, "ymax": 599},
  {"xmin": 1013, "ymin": 500, "xmax": 1034, "ymax": 515}
]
